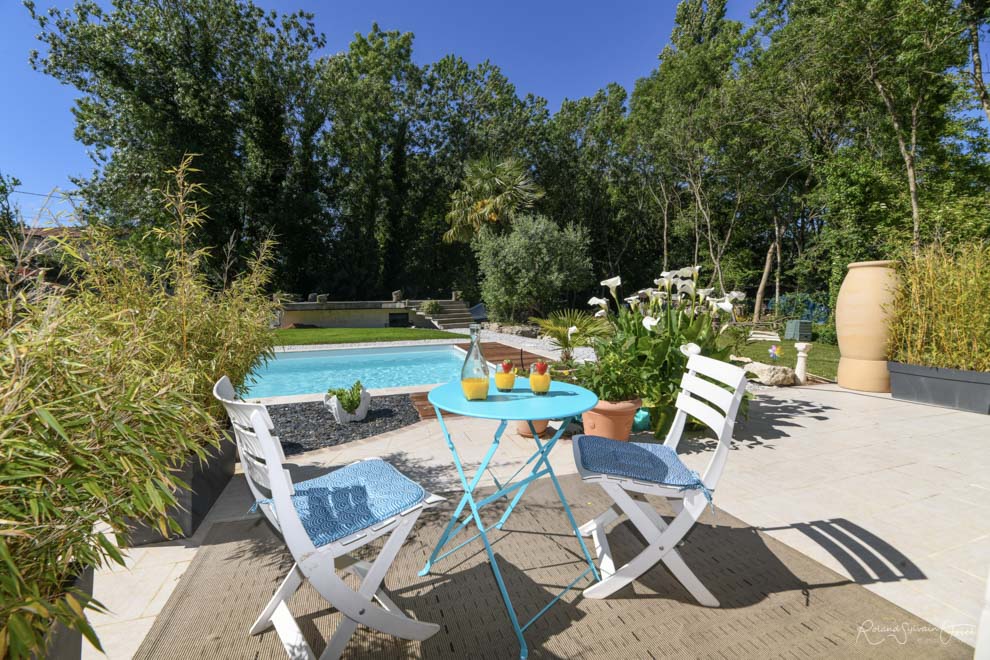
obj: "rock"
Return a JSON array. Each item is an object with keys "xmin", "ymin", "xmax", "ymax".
[
  {"xmin": 316, "ymin": 294, "xmax": 328, "ymax": 303},
  {"xmin": 307, "ymin": 293, "xmax": 318, "ymax": 302},
  {"xmin": 481, "ymin": 322, "xmax": 539, "ymax": 338},
  {"xmin": 745, "ymin": 362, "xmax": 797, "ymax": 386},
  {"xmin": 729, "ymin": 354, "xmax": 753, "ymax": 364}
]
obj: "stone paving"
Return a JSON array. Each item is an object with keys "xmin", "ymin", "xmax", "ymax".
[{"xmin": 84, "ymin": 381, "xmax": 989, "ymax": 658}]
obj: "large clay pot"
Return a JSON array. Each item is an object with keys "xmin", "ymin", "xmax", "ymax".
[
  {"xmin": 516, "ymin": 419, "xmax": 549, "ymax": 437},
  {"xmin": 581, "ymin": 398, "xmax": 642, "ymax": 442},
  {"xmin": 836, "ymin": 260, "xmax": 899, "ymax": 392}
]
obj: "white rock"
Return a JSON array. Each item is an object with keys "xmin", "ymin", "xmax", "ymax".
[
  {"xmin": 745, "ymin": 362, "xmax": 797, "ymax": 386},
  {"xmin": 729, "ymin": 354, "xmax": 753, "ymax": 364}
]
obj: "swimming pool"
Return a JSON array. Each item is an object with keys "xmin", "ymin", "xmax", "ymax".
[{"xmin": 245, "ymin": 344, "xmax": 466, "ymax": 398}]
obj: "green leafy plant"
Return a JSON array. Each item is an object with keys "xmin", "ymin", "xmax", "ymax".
[
  {"xmin": 420, "ymin": 299, "xmax": 442, "ymax": 315},
  {"xmin": 529, "ymin": 308, "xmax": 610, "ymax": 363},
  {"xmin": 586, "ymin": 268, "xmax": 742, "ymax": 435},
  {"xmin": 327, "ymin": 380, "xmax": 365, "ymax": 413},
  {"xmin": 0, "ymin": 156, "xmax": 275, "ymax": 657},
  {"xmin": 888, "ymin": 243, "xmax": 990, "ymax": 372}
]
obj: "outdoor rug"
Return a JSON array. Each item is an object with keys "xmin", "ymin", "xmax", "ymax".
[{"xmin": 135, "ymin": 476, "xmax": 971, "ymax": 659}]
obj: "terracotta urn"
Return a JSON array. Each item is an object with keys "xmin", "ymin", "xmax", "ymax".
[
  {"xmin": 581, "ymin": 398, "xmax": 642, "ymax": 442},
  {"xmin": 515, "ymin": 419, "xmax": 550, "ymax": 437},
  {"xmin": 835, "ymin": 260, "xmax": 899, "ymax": 392}
]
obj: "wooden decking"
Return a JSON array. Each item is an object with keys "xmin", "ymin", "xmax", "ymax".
[{"xmin": 410, "ymin": 342, "xmax": 549, "ymax": 420}]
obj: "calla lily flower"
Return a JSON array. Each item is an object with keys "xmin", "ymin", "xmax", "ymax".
[
  {"xmin": 567, "ymin": 325, "xmax": 578, "ymax": 340},
  {"xmin": 600, "ymin": 276, "xmax": 622, "ymax": 297},
  {"xmin": 677, "ymin": 280, "xmax": 695, "ymax": 295},
  {"xmin": 642, "ymin": 316, "xmax": 659, "ymax": 332},
  {"xmin": 716, "ymin": 300, "xmax": 734, "ymax": 313},
  {"xmin": 594, "ymin": 309, "xmax": 607, "ymax": 318},
  {"xmin": 588, "ymin": 296, "xmax": 608, "ymax": 308},
  {"xmin": 651, "ymin": 289, "xmax": 668, "ymax": 299},
  {"xmin": 697, "ymin": 288, "xmax": 714, "ymax": 298},
  {"xmin": 680, "ymin": 342, "xmax": 701, "ymax": 356},
  {"xmin": 677, "ymin": 265, "xmax": 701, "ymax": 278},
  {"xmin": 623, "ymin": 295, "xmax": 639, "ymax": 305},
  {"xmin": 728, "ymin": 290, "xmax": 746, "ymax": 301}
]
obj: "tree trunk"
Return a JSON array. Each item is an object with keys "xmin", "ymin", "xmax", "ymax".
[
  {"xmin": 969, "ymin": 14, "xmax": 990, "ymax": 125},
  {"xmin": 753, "ymin": 239, "xmax": 775, "ymax": 323},
  {"xmin": 870, "ymin": 73, "xmax": 922, "ymax": 252},
  {"xmin": 774, "ymin": 216, "xmax": 783, "ymax": 313}
]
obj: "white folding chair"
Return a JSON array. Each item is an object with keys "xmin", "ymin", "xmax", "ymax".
[
  {"xmin": 572, "ymin": 351, "xmax": 747, "ymax": 605},
  {"xmin": 213, "ymin": 376, "xmax": 284, "ymax": 528},
  {"xmin": 214, "ymin": 379, "xmax": 443, "ymax": 658}
]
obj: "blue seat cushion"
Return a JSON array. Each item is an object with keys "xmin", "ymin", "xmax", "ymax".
[
  {"xmin": 255, "ymin": 458, "xmax": 426, "ymax": 547},
  {"xmin": 576, "ymin": 435, "xmax": 712, "ymax": 502}
]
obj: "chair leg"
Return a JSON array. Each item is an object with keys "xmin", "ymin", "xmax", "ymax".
[
  {"xmin": 583, "ymin": 483, "xmax": 718, "ymax": 606},
  {"xmin": 251, "ymin": 563, "xmax": 305, "ymax": 635}
]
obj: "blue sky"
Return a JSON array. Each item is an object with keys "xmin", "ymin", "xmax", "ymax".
[{"xmin": 0, "ymin": 0, "xmax": 759, "ymax": 219}]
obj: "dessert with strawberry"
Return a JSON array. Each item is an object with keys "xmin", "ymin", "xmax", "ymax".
[
  {"xmin": 529, "ymin": 360, "xmax": 551, "ymax": 395},
  {"xmin": 495, "ymin": 359, "xmax": 516, "ymax": 392}
]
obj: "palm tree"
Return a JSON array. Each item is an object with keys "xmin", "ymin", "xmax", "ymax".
[
  {"xmin": 443, "ymin": 155, "xmax": 544, "ymax": 243},
  {"xmin": 530, "ymin": 309, "xmax": 611, "ymax": 363}
]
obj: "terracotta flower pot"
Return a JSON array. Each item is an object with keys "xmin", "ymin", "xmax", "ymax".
[
  {"xmin": 516, "ymin": 419, "xmax": 549, "ymax": 437},
  {"xmin": 835, "ymin": 260, "xmax": 899, "ymax": 393},
  {"xmin": 581, "ymin": 398, "xmax": 642, "ymax": 442}
]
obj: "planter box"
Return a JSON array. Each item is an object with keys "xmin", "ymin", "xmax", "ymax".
[
  {"xmin": 126, "ymin": 437, "xmax": 237, "ymax": 546},
  {"xmin": 43, "ymin": 568, "xmax": 94, "ymax": 660},
  {"xmin": 888, "ymin": 361, "xmax": 990, "ymax": 414}
]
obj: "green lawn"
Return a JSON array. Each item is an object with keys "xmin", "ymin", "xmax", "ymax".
[
  {"xmin": 726, "ymin": 339, "xmax": 839, "ymax": 381},
  {"xmin": 273, "ymin": 326, "xmax": 468, "ymax": 346}
]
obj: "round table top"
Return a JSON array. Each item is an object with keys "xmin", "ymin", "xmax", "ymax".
[{"xmin": 428, "ymin": 378, "xmax": 598, "ymax": 421}]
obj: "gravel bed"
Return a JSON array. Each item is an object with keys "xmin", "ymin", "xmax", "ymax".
[{"xmin": 268, "ymin": 394, "xmax": 420, "ymax": 456}]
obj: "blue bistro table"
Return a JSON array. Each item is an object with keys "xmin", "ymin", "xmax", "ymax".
[{"xmin": 420, "ymin": 378, "xmax": 601, "ymax": 659}]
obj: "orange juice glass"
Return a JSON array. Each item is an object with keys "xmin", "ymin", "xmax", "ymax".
[
  {"xmin": 494, "ymin": 362, "xmax": 516, "ymax": 392},
  {"xmin": 529, "ymin": 363, "xmax": 551, "ymax": 395}
]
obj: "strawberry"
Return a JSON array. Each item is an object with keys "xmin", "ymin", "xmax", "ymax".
[
  {"xmin": 534, "ymin": 361, "xmax": 548, "ymax": 375},
  {"xmin": 502, "ymin": 359, "xmax": 513, "ymax": 372}
]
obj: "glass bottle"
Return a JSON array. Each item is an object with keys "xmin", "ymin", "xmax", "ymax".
[{"xmin": 460, "ymin": 324, "xmax": 490, "ymax": 400}]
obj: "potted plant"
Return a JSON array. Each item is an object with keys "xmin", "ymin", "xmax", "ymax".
[
  {"xmin": 575, "ymin": 346, "xmax": 643, "ymax": 441},
  {"xmin": 325, "ymin": 380, "xmax": 371, "ymax": 423},
  {"xmin": 887, "ymin": 244, "xmax": 990, "ymax": 414},
  {"xmin": 580, "ymin": 269, "xmax": 743, "ymax": 439}
]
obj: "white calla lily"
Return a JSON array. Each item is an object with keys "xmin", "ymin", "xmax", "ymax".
[
  {"xmin": 677, "ymin": 280, "xmax": 695, "ymax": 295},
  {"xmin": 677, "ymin": 265, "xmax": 701, "ymax": 279},
  {"xmin": 716, "ymin": 300, "xmax": 734, "ymax": 313},
  {"xmin": 588, "ymin": 296, "xmax": 608, "ymax": 308},
  {"xmin": 728, "ymin": 290, "xmax": 746, "ymax": 301},
  {"xmin": 594, "ymin": 309, "xmax": 607, "ymax": 318},
  {"xmin": 600, "ymin": 275, "xmax": 622, "ymax": 296},
  {"xmin": 642, "ymin": 316, "xmax": 659, "ymax": 332},
  {"xmin": 623, "ymin": 295, "xmax": 639, "ymax": 305},
  {"xmin": 567, "ymin": 325, "xmax": 578, "ymax": 340}
]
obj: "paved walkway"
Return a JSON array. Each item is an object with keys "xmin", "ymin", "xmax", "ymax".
[{"xmin": 85, "ymin": 383, "xmax": 987, "ymax": 657}]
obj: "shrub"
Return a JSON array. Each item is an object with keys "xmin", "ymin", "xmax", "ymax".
[
  {"xmin": 888, "ymin": 243, "xmax": 990, "ymax": 372},
  {"xmin": 327, "ymin": 380, "xmax": 364, "ymax": 413},
  {"xmin": 420, "ymin": 299, "xmax": 442, "ymax": 315},
  {"xmin": 0, "ymin": 156, "xmax": 276, "ymax": 657},
  {"xmin": 474, "ymin": 214, "xmax": 593, "ymax": 323},
  {"xmin": 768, "ymin": 292, "xmax": 830, "ymax": 323},
  {"xmin": 813, "ymin": 321, "xmax": 838, "ymax": 345}
]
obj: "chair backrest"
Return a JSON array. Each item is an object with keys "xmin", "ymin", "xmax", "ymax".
[
  {"xmin": 248, "ymin": 410, "xmax": 318, "ymax": 559},
  {"xmin": 212, "ymin": 376, "xmax": 283, "ymax": 526},
  {"xmin": 663, "ymin": 352, "xmax": 747, "ymax": 490}
]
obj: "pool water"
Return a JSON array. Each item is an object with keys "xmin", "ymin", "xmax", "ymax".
[{"xmin": 245, "ymin": 344, "xmax": 466, "ymax": 398}]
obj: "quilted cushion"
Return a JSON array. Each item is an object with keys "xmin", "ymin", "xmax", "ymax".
[
  {"xmin": 256, "ymin": 458, "xmax": 426, "ymax": 547},
  {"xmin": 576, "ymin": 435, "xmax": 712, "ymax": 502}
]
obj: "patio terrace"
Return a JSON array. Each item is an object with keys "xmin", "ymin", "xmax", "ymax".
[{"xmin": 83, "ymin": 375, "xmax": 987, "ymax": 658}]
